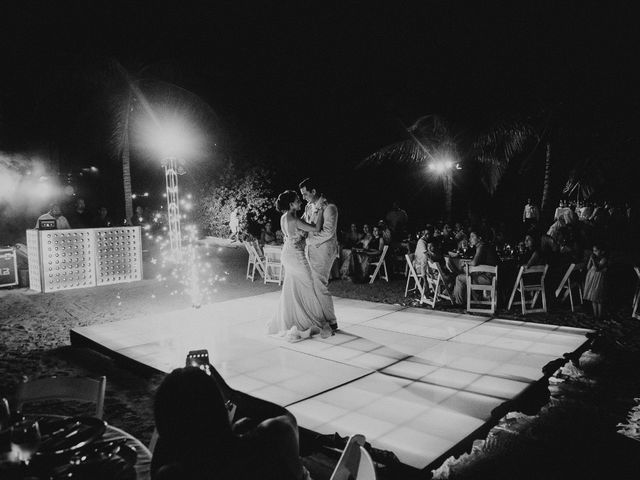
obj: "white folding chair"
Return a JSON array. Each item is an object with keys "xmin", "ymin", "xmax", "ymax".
[
  {"xmin": 508, "ymin": 265, "xmax": 548, "ymax": 314},
  {"xmin": 263, "ymin": 245, "xmax": 284, "ymax": 285},
  {"xmin": 555, "ymin": 263, "xmax": 584, "ymax": 312},
  {"xmin": 243, "ymin": 241, "xmax": 265, "ymax": 281},
  {"xmin": 16, "ymin": 376, "xmax": 106, "ymax": 419},
  {"xmin": 329, "ymin": 434, "xmax": 377, "ymax": 480},
  {"xmin": 404, "ymin": 254, "xmax": 425, "ymax": 299},
  {"xmin": 368, "ymin": 245, "xmax": 389, "ymax": 284},
  {"xmin": 466, "ymin": 265, "xmax": 498, "ymax": 315},
  {"xmin": 632, "ymin": 266, "xmax": 640, "ymax": 320},
  {"xmin": 423, "ymin": 259, "xmax": 454, "ymax": 308}
]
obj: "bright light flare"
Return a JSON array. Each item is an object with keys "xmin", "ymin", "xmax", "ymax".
[{"xmin": 136, "ymin": 109, "xmax": 206, "ymax": 160}]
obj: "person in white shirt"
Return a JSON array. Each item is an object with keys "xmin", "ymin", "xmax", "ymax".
[
  {"xmin": 35, "ymin": 203, "xmax": 70, "ymax": 229},
  {"xmin": 522, "ymin": 198, "xmax": 540, "ymax": 228}
]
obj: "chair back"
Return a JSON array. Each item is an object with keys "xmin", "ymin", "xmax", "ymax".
[
  {"xmin": 507, "ymin": 264, "xmax": 549, "ymax": 314},
  {"xmin": 329, "ymin": 434, "xmax": 377, "ymax": 480},
  {"xmin": 16, "ymin": 376, "xmax": 106, "ymax": 419},
  {"xmin": 554, "ymin": 263, "xmax": 584, "ymax": 312},
  {"xmin": 368, "ymin": 246, "xmax": 389, "ymax": 283},
  {"xmin": 466, "ymin": 265, "xmax": 498, "ymax": 315},
  {"xmin": 633, "ymin": 266, "xmax": 640, "ymax": 320},
  {"xmin": 404, "ymin": 254, "xmax": 425, "ymax": 300},
  {"xmin": 263, "ymin": 245, "xmax": 284, "ymax": 285}
]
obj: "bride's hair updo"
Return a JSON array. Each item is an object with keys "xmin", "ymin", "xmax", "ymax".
[{"xmin": 276, "ymin": 190, "xmax": 298, "ymax": 213}]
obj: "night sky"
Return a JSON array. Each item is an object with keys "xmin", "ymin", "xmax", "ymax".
[{"xmin": 1, "ymin": 1, "xmax": 639, "ymax": 226}]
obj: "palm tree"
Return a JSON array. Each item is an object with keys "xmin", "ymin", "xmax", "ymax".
[
  {"xmin": 363, "ymin": 113, "xmax": 553, "ymax": 220},
  {"xmin": 108, "ymin": 61, "xmax": 221, "ymax": 223},
  {"xmin": 361, "ymin": 115, "xmax": 460, "ymax": 219}
]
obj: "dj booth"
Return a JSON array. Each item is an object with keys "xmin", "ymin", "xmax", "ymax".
[{"xmin": 26, "ymin": 227, "xmax": 143, "ymax": 293}]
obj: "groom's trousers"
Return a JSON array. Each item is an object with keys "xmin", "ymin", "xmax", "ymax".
[{"xmin": 307, "ymin": 241, "xmax": 337, "ymax": 324}]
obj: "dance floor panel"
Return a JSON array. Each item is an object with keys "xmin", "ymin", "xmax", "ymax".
[{"xmin": 71, "ymin": 291, "xmax": 591, "ymax": 470}]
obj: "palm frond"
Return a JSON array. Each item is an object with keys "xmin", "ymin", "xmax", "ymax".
[
  {"xmin": 472, "ymin": 120, "xmax": 539, "ymax": 194},
  {"xmin": 359, "ymin": 114, "xmax": 453, "ymax": 167}
]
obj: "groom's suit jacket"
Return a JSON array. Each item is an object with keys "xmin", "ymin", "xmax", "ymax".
[{"xmin": 303, "ymin": 197, "xmax": 338, "ymax": 254}]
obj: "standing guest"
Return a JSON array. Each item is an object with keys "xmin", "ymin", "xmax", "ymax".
[
  {"xmin": 452, "ymin": 229, "xmax": 498, "ymax": 305},
  {"xmin": 67, "ymin": 198, "xmax": 91, "ymax": 228},
  {"xmin": 229, "ymin": 207, "xmax": 240, "ymax": 243},
  {"xmin": 522, "ymin": 198, "xmax": 540, "ymax": 228},
  {"xmin": 547, "ymin": 215, "xmax": 566, "ymax": 243},
  {"xmin": 385, "ymin": 201, "xmax": 408, "ymax": 238},
  {"xmin": 35, "ymin": 203, "xmax": 70, "ymax": 229},
  {"xmin": 130, "ymin": 205, "xmax": 147, "ymax": 227},
  {"xmin": 583, "ymin": 242, "xmax": 608, "ymax": 320},
  {"xmin": 260, "ymin": 221, "xmax": 277, "ymax": 246},
  {"xmin": 554, "ymin": 199, "xmax": 570, "ymax": 221},
  {"xmin": 92, "ymin": 206, "xmax": 112, "ymax": 228}
]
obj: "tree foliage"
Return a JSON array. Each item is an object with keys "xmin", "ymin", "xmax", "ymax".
[{"xmin": 195, "ymin": 162, "xmax": 276, "ymax": 237}]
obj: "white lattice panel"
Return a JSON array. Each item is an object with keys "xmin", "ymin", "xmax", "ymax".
[
  {"xmin": 27, "ymin": 229, "xmax": 42, "ymax": 292},
  {"xmin": 41, "ymin": 230, "xmax": 96, "ymax": 292},
  {"xmin": 94, "ymin": 227, "xmax": 142, "ymax": 286}
]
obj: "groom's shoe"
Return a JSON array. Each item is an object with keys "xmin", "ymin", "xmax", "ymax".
[{"xmin": 329, "ymin": 322, "xmax": 339, "ymax": 333}]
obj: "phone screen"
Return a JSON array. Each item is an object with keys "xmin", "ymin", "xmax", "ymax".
[{"xmin": 186, "ymin": 349, "xmax": 210, "ymax": 374}]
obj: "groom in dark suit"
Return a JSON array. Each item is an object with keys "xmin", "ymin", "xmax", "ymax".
[{"xmin": 299, "ymin": 178, "xmax": 339, "ymax": 331}]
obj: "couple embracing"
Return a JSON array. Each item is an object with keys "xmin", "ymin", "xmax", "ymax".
[{"xmin": 266, "ymin": 178, "xmax": 339, "ymax": 342}]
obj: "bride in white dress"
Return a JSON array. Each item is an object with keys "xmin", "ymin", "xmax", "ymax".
[{"xmin": 267, "ymin": 190, "xmax": 333, "ymax": 342}]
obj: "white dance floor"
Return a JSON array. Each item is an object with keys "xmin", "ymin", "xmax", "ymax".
[{"xmin": 71, "ymin": 292, "xmax": 591, "ymax": 469}]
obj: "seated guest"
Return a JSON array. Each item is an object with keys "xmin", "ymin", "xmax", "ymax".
[
  {"xmin": 353, "ymin": 226, "xmax": 385, "ymax": 282},
  {"xmin": 452, "ymin": 229, "xmax": 498, "ymax": 305},
  {"xmin": 377, "ymin": 220, "xmax": 392, "ymax": 245},
  {"xmin": 438, "ymin": 223, "xmax": 457, "ymax": 254},
  {"xmin": 521, "ymin": 234, "xmax": 546, "ymax": 268},
  {"xmin": 260, "ymin": 221, "xmax": 277, "ymax": 245},
  {"xmin": 343, "ymin": 223, "xmax": 362, "ymax": 248},
  {"xmin": 152, "ymin": 367, "xmax": 310, "ymax": 480},
  {"xmin": 426, "ymin": 241, "xmax": 455, "ymax": 290},
  {"xmin": 36, "ymin": 203, "xmax": 71, "ymax": 230},
  {"xmin": 339, "ymin": 224, "xmax": 362, "ymax": 279},
  {"xmin": 92, "ymin": 206, "xmax": 112, "ymax": 228},
  {"xmin": 68, "ymin": 198, "xmax": 91, "ymax": 228},
  {"xmin": 357, "ymin": 224, "xmax": 373, "ymax": 249},
  {"xmin": 413, "ymin": 227, "xmax": 434, "ymax": 273},
  {"xmin": 275, "ymin": 229, "xmax": 284, "ymax": 244}
]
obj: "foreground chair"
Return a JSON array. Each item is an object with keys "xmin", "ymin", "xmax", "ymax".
[
  {"xmin": 508, "ymin": 265, "xmax": 549, "ymax": 314},
  {"xmin": 263, "ymin": 245, "xmax": 284, "ymax": 286},
  {"xmin": 368, "ymin": 245, "xmax": 389, "ymax": 284},
  {"xmin": 423, "ymin": 259, "xmax": 454, "ymax": 309},
  {"xmin": 243, "ymin": 241, "xmax": 265, "ymax": 281},
  {"xmin": 16, "ymin": 376, "xmax": 106, "ymax": 419},
  {"xmin": 466, "ymin": 265, "xmax": 498, "ymax": 315},
  {"xmin": 555, "ymin": 263, "xmax": 584, "ymax": 312},
  {"xmin": 404, "ymin": 254, "xmax": 425, "ymax": 299},
  {"xmin": 330, "ymin": 434, "xmax": 377, "ymax": 480},
  {"xmin": 633, "ymin": 266, "xmax": 640, "ymax": 320}
]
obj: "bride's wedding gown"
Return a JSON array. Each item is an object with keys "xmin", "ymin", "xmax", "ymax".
[{"xmin": 267, "ymin": 216, "xmax": 331, "ymax": 341}]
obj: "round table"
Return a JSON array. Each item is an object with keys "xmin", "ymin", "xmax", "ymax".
[{"xmin": 2, "ymin": 415, "xmax": 151, "ymax": 480}]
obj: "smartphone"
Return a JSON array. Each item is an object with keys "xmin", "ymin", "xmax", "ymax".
[
  {"xmin": 186, "ymin": 349, "xmax": 210, "ymax": 375},
  {"xmin": 225, "ymin": 400, "xmax": 237, "ymax": 422}
]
